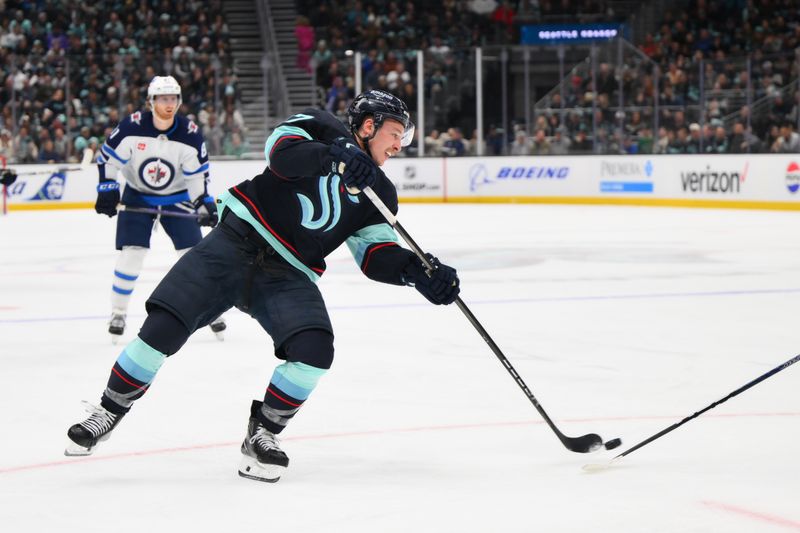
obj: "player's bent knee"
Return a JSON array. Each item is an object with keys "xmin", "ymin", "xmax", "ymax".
[
  {"xmin": 280, "ymin": 329, "xmax": 334, "ymax": 370},
  {"xmin": 138, "ymin": 305, "xmax": 191, "ymax": 356}
]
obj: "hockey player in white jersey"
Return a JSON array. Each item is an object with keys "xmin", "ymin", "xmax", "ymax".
[{"xmin": 95, "ymin": 75, "xmax": 227, "ymax": 342}]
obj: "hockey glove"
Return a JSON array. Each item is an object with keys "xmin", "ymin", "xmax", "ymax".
[
  {"xmin": 328, "ymin": 137, "xmax": 378, "ymax": 192},
  {"xmin": 0, "ymin": 169, "xmax": 17, "ymax": 186},
  {"xmin": 95, "ymin": 180, "xmax": 120, "ymax": 217},
  {"xmin": 193, "ymin": 194, "xmax": 218, "ymax": 227},
  {"xmin": 402, "ymin": 253, "xmax": 460, "ymax": 305}
]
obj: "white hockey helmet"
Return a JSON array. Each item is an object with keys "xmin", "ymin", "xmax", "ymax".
[{"xmin": 147, "ymin": 75, "xmax": 182, "ymax": 106}]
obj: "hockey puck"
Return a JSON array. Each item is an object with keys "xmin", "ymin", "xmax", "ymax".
[{"xmin": 604, "ymin": 438, "xmax": 622, "ymax": 450}]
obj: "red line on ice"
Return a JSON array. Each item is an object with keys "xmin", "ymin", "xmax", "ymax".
[
  {"xmin": 2, "ymin": 411, "xmax": 799, "ymax": 475},
  {"xmin": 701, "ymin": 500, "xmax": 800, "ymax": 531}
]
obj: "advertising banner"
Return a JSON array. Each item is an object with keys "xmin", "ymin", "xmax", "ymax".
[
  {"xmin": 445, "ymin": 156, "xmax": 594, "ymax": 198},
  {"xmin": 2, "ymin": 165, "xmax": 96, "ymax": 209},
  {"xmin": 4, "ymin": 155, "xmax": 800, "ymax": 211},
  {"xmin": 381, "ymin": 158, "xmax": 443, "ymax": 199}
]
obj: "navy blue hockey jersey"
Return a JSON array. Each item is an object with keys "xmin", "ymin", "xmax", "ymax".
[{"xmin": 217, "ymin": 108, "xmax": 414, "ymax": 283}]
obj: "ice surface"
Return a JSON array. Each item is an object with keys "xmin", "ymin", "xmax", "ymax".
[{"xmin": 1, "ymin": 204, "xmax": 799, "ymax": 532}]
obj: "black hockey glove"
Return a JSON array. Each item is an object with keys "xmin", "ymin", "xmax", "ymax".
[
  {"xmin": 402, "ymin": 253, "xmax": 460, "ymax": 305},
  {"xmin": 95, "ymin": 180, "xmax": 120, "ymax": 217},
  {"xmin": 0, "ymin": 169, "xmax": 17, "ymax": 186},
  {"xmin": 193, "ymin": 194, "xmax": 218, "ymax": 227},
  {"xmin": 328, "ymin": 137, "xmax": 378, "ymax": 192}
]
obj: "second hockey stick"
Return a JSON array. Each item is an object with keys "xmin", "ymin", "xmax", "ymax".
[
  {"xmin": 584, "ymin": 352, "xmax": 800, "ymax": 471},
  {"xmin": 355, "ymin": 179, "xmax": 618, "ymax": 454},
  {"xmin": 117, "ymin": 205, "xmax": 201, "ymax": 219}
]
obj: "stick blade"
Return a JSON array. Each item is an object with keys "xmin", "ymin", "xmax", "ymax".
[{"xmin": 563, "ymin": 433, "xmax": 604, "ymax": 453}]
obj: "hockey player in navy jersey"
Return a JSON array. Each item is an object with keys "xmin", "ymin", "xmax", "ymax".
[
  {"xmin": 66, "ymin": 90, "xmax": 460, "ymax": 483},
  {"xmin": 95, "ymin": 75, "xmax": 226, "ymax": 342}
]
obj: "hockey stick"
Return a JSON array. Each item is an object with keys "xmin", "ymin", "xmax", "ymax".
[
  {"xmin": 14, "ymin": 167, "xmax": 83, "ymax": 176},
  {"xmin": 356, "ymin": 180, "xmax": 617, "ymax": 453},
  {"xmin": 117, "ymin": 205, "xmax": 201, "ymax": 219},
  {"xmin": 584, "ymin": 353, "xmax": 800, "ymax": 471}
]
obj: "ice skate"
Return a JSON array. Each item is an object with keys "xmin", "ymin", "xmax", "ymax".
[
  {"xmin": 108, "ymin": 313, "xmax": 126, "ymax": 344},
  {"xmin": 65, "ymin": 402, "xmax": 125, "ymax": 456},
  {"xmin": 238, "ymin": 401, "xmax": 289, "ymax": 483},
  {"xmin": 209, "ymin": 316, "xmax": 226, "ymax": 341}
]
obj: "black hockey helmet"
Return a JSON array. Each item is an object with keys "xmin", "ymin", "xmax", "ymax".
[{"xmin": 348, "ymin": 90, "xmax": 415, "ymax": 147}]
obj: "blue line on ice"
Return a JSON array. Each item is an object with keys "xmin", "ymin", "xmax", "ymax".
[{"xmin": 2, "ymin": 287, "xmax": 799, "ymax": 324}]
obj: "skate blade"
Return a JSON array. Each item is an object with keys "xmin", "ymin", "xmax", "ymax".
[
  {"xmin": 111, "ymin": 334, "xmax": 122, "ymax": 345},
  {"xmin": 238, "ymin": 455, "xmax": 284, "ymax": 483},
  {"xmin": 64, "ymin": 441, "xmax": 94, "ymax": 457},
  {"xmin": 214, "ymin": 331, "xmax": 225, "ymax": 341}
]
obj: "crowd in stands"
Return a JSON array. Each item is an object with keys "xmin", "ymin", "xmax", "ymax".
[
  {"xmin": 300, "ymin": 0, "xmax": 800, "ymax": 156},
  {"xmin": 296, "ymin": 0, "xmax": 621, "ymax": 141},
  {"xmin": 2, "ymin": 0, "xmax": 799, "ymax": 164},
  {"xmin": 527, "ymin": 0, "xmax": 800, "ymax": 156},
  {"xmin": 0, "ymin": 0, "xmax": 245, "ymax": 165}
]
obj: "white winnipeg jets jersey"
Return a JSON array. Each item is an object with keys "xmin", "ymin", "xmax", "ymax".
[{"xmin": 97, "ymin": 111, "xmax": 209, "ymax": 205}]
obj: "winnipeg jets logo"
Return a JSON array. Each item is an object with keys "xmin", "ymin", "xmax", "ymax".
[
  {"xmin": 188, "ymin": 121, "xmax": 198, "ymax": 134},
  {"xmin": 130, "ymin": 111, "xmax": 142, "ymax": 125},
  {"xmin": 138, "ymin": 157, "xmax": 175, "ymax": 190}
]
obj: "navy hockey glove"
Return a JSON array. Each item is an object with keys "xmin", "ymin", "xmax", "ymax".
[
  {"xmin": 94, "ymin": 180, "xmax": 120, "ymax": 217},
  {"xmin": 193, "ymin": 195, "xmax": 218, "ymax": 227},
  {"xmin": 0, "ymin": 169, "xmax": 17, "ymax": 186},
  {"xmin": 328, "ymin": 137, "xmax": 378, "ymax": 191},
  {"xmin": 402, "ymin": 253, "xmax": 460, "ymax": 305}
]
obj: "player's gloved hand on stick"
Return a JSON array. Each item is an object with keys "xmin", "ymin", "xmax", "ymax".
[
  {"xmin": 193, "ymin": 194, "xmax": 218, "ymax": 227},
  {"xmin": 94, "ymin": 180, "xmax": 120, "ymax": 217},
  {"xmin": 0, "ymin": 169, "xmax": 17, "ymax": 186},
  {"xmin": 402, "ymin": 253, "xmax": 460, "ymax": 305},
  {"xmin": 328, "ymin": 137, "xmax": 377, "ymax": 192}
]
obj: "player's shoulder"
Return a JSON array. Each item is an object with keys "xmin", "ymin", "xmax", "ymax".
[
  {"xmin": 280, "ymin": 108, "xmax": 349, "ymax": 141},
  {"xmin": 104, "ymin": 110, "xmax": 149, "ymax": 147},
  {"xmin": 171, "ymin": 115, "xmax": 204, "ymax": 143},
  {"xmin": 110, "ymin": 110, "xmax": 145, "ymax": 135}
]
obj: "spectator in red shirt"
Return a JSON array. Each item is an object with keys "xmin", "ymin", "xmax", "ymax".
[{"xmin": 491, "ymin": 1, "xmax": 515, "ymax": 27}]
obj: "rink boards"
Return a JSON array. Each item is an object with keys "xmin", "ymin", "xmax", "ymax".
[{"xmin": 4, "ymin": 154, "xmax": 800, "ymax": 211}]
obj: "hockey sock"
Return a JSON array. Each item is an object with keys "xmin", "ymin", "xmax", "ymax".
[
  {"xmin": 258, "ymin": 362, "xmax": 327, "ymax": 434},
  {"xmin": 111, "ymin": 246, "xmax": 148, "ymax": 313},
  {"xmin": 101, "ymin": 336, "xmax": 166, "ymax": 415}
]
